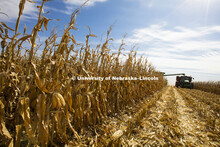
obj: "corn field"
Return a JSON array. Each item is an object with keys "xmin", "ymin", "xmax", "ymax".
[
  {"xmin": 194, "ymin": 81, "xmax": 220, "ymax": 95},
  {"xmin": 93, "ymin": 86, "xmax": 220, "ymax": 146},
  {"xmin": 0, "ymin": 0, "xmax": 166, "ymax": 146}
]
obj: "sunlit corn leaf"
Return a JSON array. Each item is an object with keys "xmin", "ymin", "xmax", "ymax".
[
  {"xmin": 27, "ymin": 0, "xmax": 37, "ymax": 3},
  {"xmin": 43, "ymin": 18, "xmax": 50, "ymax": 31},
  {"xmin": 18, "ymin": 97, "xmax": 36, "ymax": 144},
  {"xmin": 52, "ymin": 92, "xmax": 65, "ymax": 109},
  {"xmin": 32, "ymin": 63, "xmax": 49, "ymax": 93}
]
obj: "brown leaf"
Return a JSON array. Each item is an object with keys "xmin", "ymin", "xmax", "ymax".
[
  {"xmin": 44, "ymin": 18, "xmax": 50, "ymax": 31},
  {"xmin": 32, "ymin": 63, "xmax": 49, "ymax": 93},
  {"xmin": 0, "ymin": 22, "xmax": 14, "ymax": 31},
  {"xmin": 15, "ymin": 125, "xmax": 22, "ymax": 147},
  {"xmin": 0, "ymin": 26, "xmax": 3, "ymax": 33},
  {"xmin": 27, "ymin": 0, "xmax": 37, "ymax": 3},
  {"xmin": 18, "ymin": 97, "xmax": 36, "ymax": 143},
  {"xmin": 90, "ymin": 34, "xmax": 97, "ymax": 37},
  {"xmin": 52, "ymin": 92, "xmax": 65, "ymax": 109},
  {"xmin": 0, "ymin": 122, "xmax": 13, "ymax": 147},
  {"xmin": 71, "ymin": 35, "xmax": 76, "ymax": 44},
  {"xmin": 23, "ymin": 24, "xmax": 27, "ymax": 34}
]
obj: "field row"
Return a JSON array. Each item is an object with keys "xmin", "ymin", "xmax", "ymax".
[
  {"xmin": 82, "ymin": 87, "xmax": 220, "ymax": 146},
  {"xmin": 194, "ymin": 81, "xmax": 220, "ymax": 95}
]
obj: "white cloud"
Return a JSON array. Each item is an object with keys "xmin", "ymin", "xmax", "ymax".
[
  {"xmin": 123, "ymin": 24, "xmax": 220, "ymax": 53},
  {"xmin": 64, "ymin": 0, "xmax": 107, "ymax": 6},
  {"xmin": 118, "ymin": 24, "xmax": 220, "ymax": 83},
  {"xmin": 0, "ymin": 0, "xmax": 38, "ymax": 22},
  {"xmin": 65, "ymin": 0, "xmax": 107, "ymax": 6},
  {"xmin": 126, "ymin": 24, "xmax": 220, "ymax": 44},
  {"xmin": 62, "ymin": 0, "xmax": 108, "ymax": 14}
]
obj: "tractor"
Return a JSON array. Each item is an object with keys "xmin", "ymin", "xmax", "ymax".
[{"xmin": 163, "ymin": 73, "xmax": 194, "ymax": 89}]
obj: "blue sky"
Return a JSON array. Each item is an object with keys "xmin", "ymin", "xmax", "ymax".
[{"xmin": 1, "ymin": 0, "xmax": 220, "ymax": 84}]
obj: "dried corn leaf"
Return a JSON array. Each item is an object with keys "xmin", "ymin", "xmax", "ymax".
[
  {"xmin": 15, "ymin": 125, "xmax": 22, "ymax": 147},
  {"xmin": 19, "ymin": 97, "xmax": 36, "ymax": 144}
]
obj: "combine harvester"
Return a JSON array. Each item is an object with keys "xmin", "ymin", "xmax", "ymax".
[{"xmin": 163, "ymin": 73, "xmax": 194, "ymax": 89}]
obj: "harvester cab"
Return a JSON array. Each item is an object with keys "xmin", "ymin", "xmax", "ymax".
[{"xmin": 163, "ymin": 73, "xmax": 194, "ymax": 89}]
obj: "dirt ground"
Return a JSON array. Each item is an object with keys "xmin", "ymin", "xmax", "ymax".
[{"xmin": 78, "ymin": 86, "xmax": 220, "ymax": 146}]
